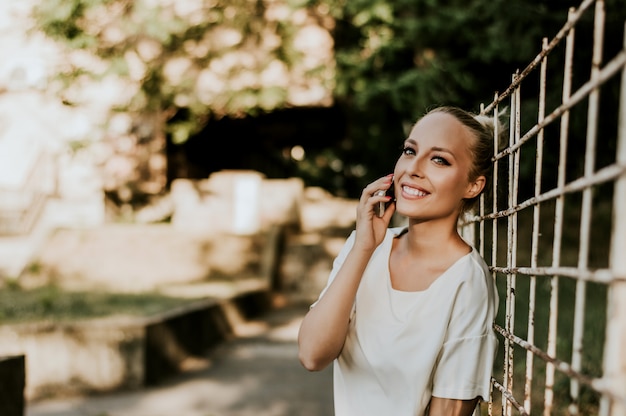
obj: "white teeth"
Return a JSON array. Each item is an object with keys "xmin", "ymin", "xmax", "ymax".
[{"xmin": 402, "ymin": 186, "xmax": 427, "ymax": 197}]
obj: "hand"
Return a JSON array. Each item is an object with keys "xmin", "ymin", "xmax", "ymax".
[{"xmin": 354, "ymin": 174, "xmax": 395, "ymax": 252}]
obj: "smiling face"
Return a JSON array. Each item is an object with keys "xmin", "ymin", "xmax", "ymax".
[{"xmin": 393, "ymin": 111, "xmax": 485, "ymax": 223}]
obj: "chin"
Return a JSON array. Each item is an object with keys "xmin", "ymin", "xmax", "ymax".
[{"xmin": 395, "ymin": 206, "xmax": 421, "ymax": 219}]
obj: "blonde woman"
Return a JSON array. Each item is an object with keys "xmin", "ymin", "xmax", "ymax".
[{"xmin": 298, "ymin": 106, "xmax": 502, "ymax": 416}]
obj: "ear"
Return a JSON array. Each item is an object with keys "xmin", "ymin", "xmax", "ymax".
[{"xmin": 465, "ymin": 176, "xmax": 486, "ymax": 199}]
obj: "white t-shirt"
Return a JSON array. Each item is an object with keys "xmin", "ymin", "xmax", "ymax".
[{"xmin": 313, "ymin": 227, "xmax": 499, "ymax": 416}]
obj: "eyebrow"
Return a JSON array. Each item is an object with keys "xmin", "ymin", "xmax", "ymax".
[
  {"xmin": 405, "ymin": 139, "xmax": 456, "ymax": 157},
  {"xmin": 432, "ymin": 146, "xmax": 455, "ymax": 156}
]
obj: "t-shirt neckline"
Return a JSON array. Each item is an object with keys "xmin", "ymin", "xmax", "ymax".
[{"xmin": 386, "ymin": 227, "xmax": 474, "ymax": 294}]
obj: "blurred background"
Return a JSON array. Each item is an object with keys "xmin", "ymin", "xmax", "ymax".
[
  {"xmin": 3, "ymin": 0, "xmax": 624, "ymax": 212},
  {"xmin": 0, "ymin": 0, "xmax": 625, "ymax": 414}
]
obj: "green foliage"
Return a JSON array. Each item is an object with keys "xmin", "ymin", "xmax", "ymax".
[
  {"xmin": 328, "ymin": 0, "xmax": 524, "ymax": 112},
  {"xmin": 31, "ymin": 0, "xmax": 308, "ymax": 144},
  {"xmin": 0, "ymin": 284, "xmax": 189, "ymax": 323},
  {"xmin": 31, "ymin": 0, "xmax": 626, "ymax": 199},
  {"xmin": 301, "ymin": 0, "xmax": 625, "ymax": 197}
]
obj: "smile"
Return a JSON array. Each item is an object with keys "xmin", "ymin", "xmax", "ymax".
[{"xmin": 402, "ymin": 185, "xmax": 429, "ymax": 197}]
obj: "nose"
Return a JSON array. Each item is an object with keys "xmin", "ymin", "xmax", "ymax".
[{"xmin": 407, "ymin": 154, "xmax": 425, "ymax": 178}]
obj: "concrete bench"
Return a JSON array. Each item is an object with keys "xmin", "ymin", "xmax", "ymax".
[
  {"xmin": 0, "ymin": 354, "xmax": 25, "ymax": 416},
  {"xmin": 0, "ymin": 284, "xmax": 271, "ymax": 401}
]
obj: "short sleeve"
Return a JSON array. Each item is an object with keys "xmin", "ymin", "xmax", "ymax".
[
  {"xmin": 431, "ymin": 333, "xmax": 498, "ymax": 400},
  {"xmin": 431, "ymin": 256, "xmax": 499, "ymax": 400}
]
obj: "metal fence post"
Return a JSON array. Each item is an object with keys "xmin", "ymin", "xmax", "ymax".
[{"xmin": 600, "ymin": 21, "xmax": 626, "ymax": 416}]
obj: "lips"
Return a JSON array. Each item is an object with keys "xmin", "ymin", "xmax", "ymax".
[{"xmin": 402, "ymin": 185, "xmax": 429, "ymax": 197}]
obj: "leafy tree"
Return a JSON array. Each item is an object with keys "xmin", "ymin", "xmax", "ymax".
[
  {"xmin": 31, "ymin": 0, "xmax": 326, "ymax": 205},
  {"xmin": 31, "ymin": 0, "xmax": 625, "ymax": 201},
  {"xmin": 303, "ymin": 0, "xmax": 625, "ymax": 198}
]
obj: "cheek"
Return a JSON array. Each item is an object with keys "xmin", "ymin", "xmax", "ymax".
[
  {"xmin": 452, "ymin": 162, "xmax": 473, "ymax": 185},
  {"xmin": 393, "ymin": 160, "xmax": 404, "ymax": 176},
  {"xmin": 441, "ymin": 170, "xmax": 471, "ymax": 194}
]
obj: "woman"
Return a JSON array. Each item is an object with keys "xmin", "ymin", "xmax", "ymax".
[{"xmin": 298, "ymin": 106, "xmax": 501, "ymax": 416}]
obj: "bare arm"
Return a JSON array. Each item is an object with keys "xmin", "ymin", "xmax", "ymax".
[
  {"xmin": 297, "ymin": 245, "xmax": 373, "ymax": 371},
  {"xmin": 427, "ymin": 397, "xmax": 479, "ymax": 416},
  {"xmin": 297, "ymin": 175, "xmax": 395, "ymax": 372}
]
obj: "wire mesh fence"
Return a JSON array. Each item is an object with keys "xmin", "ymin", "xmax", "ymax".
[{"xmin": 461, "ymin": 0, "xmax": 626, "ymax": 414}]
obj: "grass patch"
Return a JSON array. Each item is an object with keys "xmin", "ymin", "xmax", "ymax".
[{"xmin": 0, "ymin": 284, "xmax": 191, "ymax": 324}]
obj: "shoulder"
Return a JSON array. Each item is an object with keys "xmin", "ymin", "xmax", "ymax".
[
  {"xmin": 467, "ymin": 248, "xmax": 491, "ymax": 275},
  {"xmin": 430, "ymin": 248, "xmax": 497, "ymax": 312},
  {"xmin": 453, "ymin": 249, "xmax": 499, "ymax": 310},
  {"xmin": 456, "ymin": 249, "xmax": 493, "ymax": 287}
]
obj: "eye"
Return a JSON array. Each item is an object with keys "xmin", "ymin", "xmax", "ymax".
[
  {"xmin": 401, "ymin": 146, "xmax": 416, "ymax": 156},
  {"xmin": 432, "ymin": 155, "xmax": 451, "ymax": 166}
]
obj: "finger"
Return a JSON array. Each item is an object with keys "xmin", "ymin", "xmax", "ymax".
[
  {"xmin": 372, "ymin": 191, "xmax": 385, "ymax": 216},
  {"xmin": 372, "ymin": 192, "xmax": 393, "ymax": 217},
  {"xmin": 362, "ymin": 174, "xmax": 393, "ymax": 199},
  {"xmin": 381, "ymin": 199, "xmax": 396, "ymax": 220}
]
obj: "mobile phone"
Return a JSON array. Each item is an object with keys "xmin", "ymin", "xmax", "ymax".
[{"xmin": 374, "ymin": 182, "xmax": 395, "ymax": 217}]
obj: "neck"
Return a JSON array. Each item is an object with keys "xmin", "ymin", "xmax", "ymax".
[{"xmin": 402, "ymin": 216, "xmax": 468, "ymax": 255}]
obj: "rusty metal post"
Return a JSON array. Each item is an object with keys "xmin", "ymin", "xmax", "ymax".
[{"xmin": 600, "ymin": 21, "xmax": 626, "ymax": 416}]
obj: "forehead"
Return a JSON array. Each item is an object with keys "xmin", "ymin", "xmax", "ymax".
[{"xmin": 409, "ymin": 112, "xmax": 475, "ymax": 145}]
